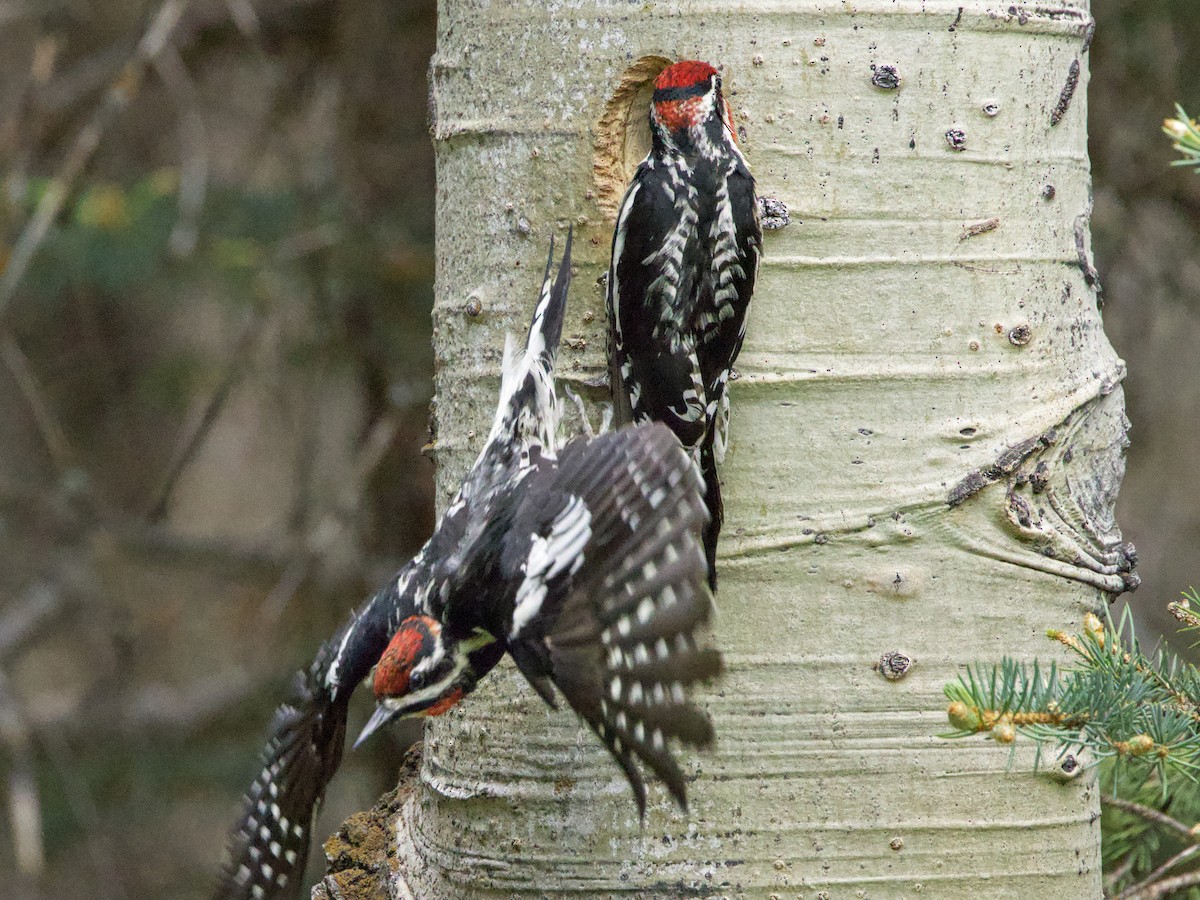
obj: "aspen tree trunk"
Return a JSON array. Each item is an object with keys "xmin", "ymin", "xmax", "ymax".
[{"xmin": 386, "ymin": 1, "xmax": 1123, "ymax": 895}]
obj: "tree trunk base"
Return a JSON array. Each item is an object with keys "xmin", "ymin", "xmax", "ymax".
[{"xmin": 314, "ymin": 748, "xmax": 421, "ymax": 900}]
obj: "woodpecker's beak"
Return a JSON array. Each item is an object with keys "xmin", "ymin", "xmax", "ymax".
[{"xmin": 353, "ymin": 704, "xmax": 395, "ymax": 750}]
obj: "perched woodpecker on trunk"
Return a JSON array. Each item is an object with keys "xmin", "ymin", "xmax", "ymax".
[
  {"xmin": 216, "ymin": 232, "xmax": 722, "ymax": 900},
  {"xmin": 607, "ymin": 59, "xmax": 762, "ymax": 590}
]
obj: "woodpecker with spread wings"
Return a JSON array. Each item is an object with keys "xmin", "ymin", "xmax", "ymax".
[
  {"xmin": 608, "ymin": 60, "xmax": 762, "ymax": 590},
  {"xmin": 216, "ymin": 232, "xmax": 722, "ymax": 900}
]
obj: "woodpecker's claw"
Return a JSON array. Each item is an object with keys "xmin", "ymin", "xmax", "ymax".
[{"xmin": 562, "ymin": 384, "xmax": 612, "ymax": 438}]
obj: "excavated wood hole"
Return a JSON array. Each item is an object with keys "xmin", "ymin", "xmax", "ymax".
[{"xmin": 592, "ymin": 55, "xmax": 673, "ymax": 219}]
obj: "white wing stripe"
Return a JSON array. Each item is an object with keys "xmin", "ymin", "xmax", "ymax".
[{"xmin": 510, "ymin": 496, "xmax": 593, "ymax": 637}]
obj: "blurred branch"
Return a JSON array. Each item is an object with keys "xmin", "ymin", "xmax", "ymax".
[
  {"xmin": 1, "ymin": 34, "xmax": 59, "ymax": 201},
  {"xmin": 153, "ymin": 44, "xmax": 208, "ymax": 258},
  {"xmin": 261, "ymin": 413, "xmax": 399, "ymax": 622},
  {"xmin": 30, "ymin": 669, "xmax": 256, "ymax": 739},
  {"xmin": 274, "ymin": 223, "xmax": 341, "ymax": 261},
  {"xmin": 36, "ymin": 724, "xmax": 126, "ymax": 900},
  {"xmin": 0, "ymin": 0, "xmax": 191, "ymax": 319},
  {"xmin": 0, "ymin": 669, "xmax": 44, "ymax": 890},
  {"xmin": 0, "ymin": 331, "xmax": 77, "ymax": 473},
  {"xmin": 148, "ymin": 223, "xmax": 345, "ymax": 522},
  {"xmin": 1117, "ymin": 845, "xmax": 1200, "ymax": 900},
  {"xmin": 1108, "ymin": 855, "xmax": 1138, "ymax": 896},
  {"xmin": 110, "ymin": 520, "xmax": 292, "ymax": 572},
  {"xmin": 1102, "ymin": 794, "xmax": 1195, "ymax": 842},
  {"xmin": 147, "ymin": 314, "xmax": 263, "ymax": 522},
  {"xmin": 223, "ymin": 0, "xmax": 262, "ymax": 40},
  {"xmin": 37, "ymin": 43, "xmax": 130, "ymax": 117},
  {"xmin": 1121, "ymin": 870, "xmax": 1200, "ymax": 900},
  {"xmin": 107, "ymin": 516, "xmax": 396, "ymax": 581},
  {"xmin": 121, "ymin": 669, "xmax": 256, "ymax": 732},
  {"xmin": 0, "ymin": 2, "xmax": 68, "ymax": 28},
  {"xmin": 0, "ymin": 581, "xmax": 68, "ymax": 665}
]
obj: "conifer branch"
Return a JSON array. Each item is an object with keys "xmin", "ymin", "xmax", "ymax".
[
  {"xmin": 945, "ymin": 596, "xmax": 1200, "ymax": 896},
  {"xmin": 1164, "ymin": 105, "xmax": 1200, "ymax": 170}
]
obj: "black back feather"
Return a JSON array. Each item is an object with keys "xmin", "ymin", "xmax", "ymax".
[{"xmin": 607, "ymin": 144, "xmax": 760, "ymax": 592}]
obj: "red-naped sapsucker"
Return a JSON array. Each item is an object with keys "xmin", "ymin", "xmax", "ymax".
[
  {"xmin": 215, "ymin": 232, "xmax": 722, "ymax": 900},
  {"xmin": 607, "ymin": 60, "xmax": 762, "ymax": 590}
]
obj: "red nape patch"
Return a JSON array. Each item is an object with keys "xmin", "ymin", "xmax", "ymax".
[
  {"xmin": 655, "ymin": 60, "xmax": 718, "ymax": 91},
  {"xmin": 424, "ymin": 687, "xmax": 465, "ymax": 717}
]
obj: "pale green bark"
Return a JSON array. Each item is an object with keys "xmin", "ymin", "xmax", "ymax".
[{"xmin": 393, "ymin": 1, "xmax": 1117, "ymax": 895}]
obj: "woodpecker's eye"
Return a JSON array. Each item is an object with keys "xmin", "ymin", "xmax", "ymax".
[{"xmin": 408, "ymin": 669, "xmax": 427, "ymax": 691}]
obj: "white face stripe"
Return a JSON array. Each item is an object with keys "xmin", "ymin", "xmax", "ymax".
[
  {"xmin": 409, "ymin": 638, "xmax": 446, "ymax": 680},
  {"xmin": 375, "ymin": 628, "xmax": 495, "ymax": 714},
  {"xmin": 379, "ymin": 675, "xmax": 456, "ymax": 714}
]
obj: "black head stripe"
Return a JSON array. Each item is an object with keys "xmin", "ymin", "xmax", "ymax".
[{"xmin": 653, "ymin": 81, "xmax": 712, "ymax": 103}]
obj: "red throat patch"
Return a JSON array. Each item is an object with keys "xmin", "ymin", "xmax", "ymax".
[
  {"xmin": 423, "ymin": 687, "xmax": 465, "ymax": 717},
  {"xmin": 652, "ymin": 60, "xmax": 721, "ymax": 134},
  {"xmin": 654, "ymin": 96, "xmax": 707, "ymax": 133}
]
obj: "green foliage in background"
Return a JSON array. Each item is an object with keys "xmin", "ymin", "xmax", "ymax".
[
  {"xmin": 1, "ymin": 171, "xmax": 432, "ymax": 421},
  {"xmin": 1165, "ymin": 106, "xmax": 1200, "ymax": 171},
  {"xmin": 7, "ymin": 172, "xmax": 297, "ymax": 304},
  {"xmin": 1102, "ymin": 766, "xmax": 1200, "ymax": 899}
]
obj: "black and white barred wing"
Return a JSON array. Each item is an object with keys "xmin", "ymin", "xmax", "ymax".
[
  {"xmin": 214, "ymin": 666, "xmax": 347, "ymax": 900},
  {"xmin": 504, "ymin": 422, "xmax": 722, "ymax": 814},
  {"xmin": 702, "ymin": 160, "xmax": 760, "ymax": 462},
  {"xmin": 607, "ymin": 163, "xmax": 707, "ymax": 448}
]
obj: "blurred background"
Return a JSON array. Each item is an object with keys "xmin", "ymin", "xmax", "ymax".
[{"xmin": 0, "ymin": 1, "xmax": 1195, "ymax": 896}]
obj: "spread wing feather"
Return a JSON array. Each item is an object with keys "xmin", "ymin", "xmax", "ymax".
[
  {"xmin": 504, "ymin": 423, "xmax": 722, "ymax": 815},
  {"xmin": 214, "ymin": 656, "xmax": 347, "ymax": 900}
]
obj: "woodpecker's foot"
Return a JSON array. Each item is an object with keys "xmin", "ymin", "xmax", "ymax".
[
  {"xmin": 596, "ymin": 402, "xmax": 614, "ymax": 436},
  {"xmin": 563, "ymin": 385, "xmax": 613, "ymax": 439}
]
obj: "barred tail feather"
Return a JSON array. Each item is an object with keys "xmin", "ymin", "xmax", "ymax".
[
  {"xmin": 537, "ymin": 423, "xmax": 723, "ymax": 815},
  {"xmin": 214, "ymin": 672, "xmax": 347, "ymax": 900},
  {"xmin": 699, "ymin": 440, "xmax": 723, "ymax": 591},
  {"xmin": 527, "ymin": 226, "xmax": 571, "ymax": 372},
  {"xmin": 489, "ymin": 229, "xmax": 573, "ymax": 449}
]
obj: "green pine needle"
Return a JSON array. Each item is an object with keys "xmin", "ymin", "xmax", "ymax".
[
  {"xmin": 1165, "ymin": 104, "xmax": 1200, "ymax": 169},
  {"xmin": 944, "ymin": 598, "xmax": 1200, "ymax": 895}
]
